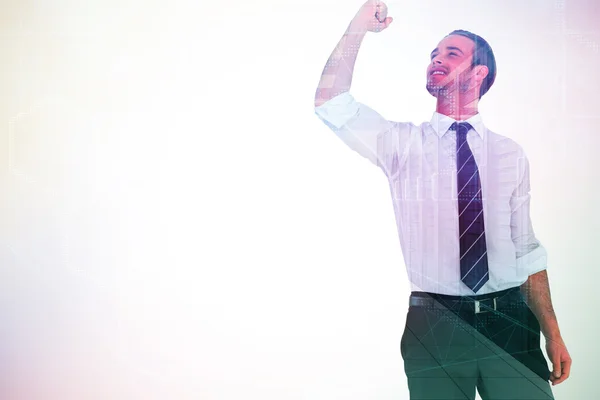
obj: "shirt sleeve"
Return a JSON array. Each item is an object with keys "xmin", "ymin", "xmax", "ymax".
[
  {"xmin": 314, "ymin": 92, "xmax": 412, "ymax": 178},
  {"xmin": 510, "ymin": 149, "xmax": 548, "ymax": 276}
]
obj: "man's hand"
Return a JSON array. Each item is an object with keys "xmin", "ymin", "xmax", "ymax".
[
  {"xmin": 351, "ymin": 0, "xmax": 393, "ymax": 33},
  {"xmin": 520, "ymin": 271, "xmax": 571, "ymax": 385},
  {"xmin": 546, "ymin": 335, "xmax": 572, "ymax": 385}
]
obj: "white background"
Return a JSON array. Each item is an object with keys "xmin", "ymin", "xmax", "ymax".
[{"xmin": 0, "ymin": 0, "xmax": 598, "ymax": 398}]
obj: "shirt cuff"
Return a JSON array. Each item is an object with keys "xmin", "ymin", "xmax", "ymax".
[
  {"xmin": 314, "ymin": 92, "xmax": 360, "ymax": 129},
  {"xmin": 517, "ymin": 244, "xmax": 548, "ymax": 276}
]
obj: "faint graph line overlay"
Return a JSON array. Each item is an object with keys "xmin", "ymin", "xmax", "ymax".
[{"xmin": 556, "ymin": 0, "xmax": 600, "ymax": 118}]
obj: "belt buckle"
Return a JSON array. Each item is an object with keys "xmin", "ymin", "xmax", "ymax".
[{"xmin": 474, "ymin": 297, "xmax": 497, "ymax": 314}]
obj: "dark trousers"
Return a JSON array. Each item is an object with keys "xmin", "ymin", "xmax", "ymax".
[{"xmin": 400, "ymin": 287, "xmax": 555, "ymax": 399}]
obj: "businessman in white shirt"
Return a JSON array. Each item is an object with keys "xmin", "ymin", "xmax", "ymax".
[{"xmin": 314, "ymin": 1, "xmax": 571, "ymax": 399}]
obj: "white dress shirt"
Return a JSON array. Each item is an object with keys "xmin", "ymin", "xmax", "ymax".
[{"xmin": 314, "ymin": 92, "xmax": 547, "ymax": 295}]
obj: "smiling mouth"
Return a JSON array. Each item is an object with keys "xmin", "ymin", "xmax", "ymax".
[{"xmin": 430, "ymin": 71, "xmax": 447, "ymax": 76}]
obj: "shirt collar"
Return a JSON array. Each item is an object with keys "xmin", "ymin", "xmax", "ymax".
[{"xmin": 429, "ymin": 111, "xmax": 486, "ymax": 139}]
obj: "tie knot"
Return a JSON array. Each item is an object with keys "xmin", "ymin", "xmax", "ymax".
[{"xmin": 450, "ymin": 122, "xmax": 472, "ymax": 137}]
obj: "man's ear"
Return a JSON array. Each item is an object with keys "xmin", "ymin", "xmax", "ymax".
[{"xmin": 474, "ymin": 65, "xmax": 489, "ymax": 82}]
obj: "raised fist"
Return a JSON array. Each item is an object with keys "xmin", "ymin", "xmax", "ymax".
[{"xmin": 352, "ymin": 0, "xmax": 393, "ymax": 33}]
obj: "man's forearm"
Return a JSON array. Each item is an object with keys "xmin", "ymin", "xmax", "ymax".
[
  {"xmin": 314, "ymin": 20, "xmax": 368, "ymax": 107},
  {"xmin": 520, "ymin": 270, "xmax": 561, "ymax": 340}
]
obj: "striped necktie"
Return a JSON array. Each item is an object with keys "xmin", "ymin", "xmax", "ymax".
[{"xmin": 452, "ymin": 122, "xmax": 489, "ymax": 293}]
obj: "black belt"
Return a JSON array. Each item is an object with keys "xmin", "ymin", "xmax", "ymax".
[{"xmin": 409, "ymin": 286, "xmax": 521, "ymax": 314}]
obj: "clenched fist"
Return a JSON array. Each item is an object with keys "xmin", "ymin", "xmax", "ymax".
[{"xmin": 351, "ymin": 0, "xmax": 393, "ymax": 33}]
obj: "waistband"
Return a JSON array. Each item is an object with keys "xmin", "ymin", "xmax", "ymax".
[
  {"xmin": 409, "ymin": 286, "xmax": 523, "ymax": 314},
  {"xmin": 410, "ymin": 286, "xmax": 521, "ymax": 302}
]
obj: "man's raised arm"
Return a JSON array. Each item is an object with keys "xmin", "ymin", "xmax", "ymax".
[
  {"xmin": 313, "ymin": 1, "xmax": 409, "ymax": 178},
  {"xmin": 314, "ymin": 0, "xmax": 393, "ymax": 107}
]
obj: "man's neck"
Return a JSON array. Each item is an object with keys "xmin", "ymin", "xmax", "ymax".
[{"xmin": 435, "ymin": 91, "xmax": 480, "ymax": 121}]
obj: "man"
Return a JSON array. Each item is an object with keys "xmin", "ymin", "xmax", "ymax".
[{"xmin": 313, "ymin": 1, "xmax": 571, "ymax": 399}]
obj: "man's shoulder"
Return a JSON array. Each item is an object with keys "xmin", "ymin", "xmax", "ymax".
[
  {"xmin": 485, "ymin": 128, "xmax": 526, "ymax": 156},
  {"xmin": 383, "ymin": 120, "xmax": 421, "ymax": 135}
]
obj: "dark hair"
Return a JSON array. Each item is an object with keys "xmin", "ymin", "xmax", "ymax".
[{"xmin": 448, "ymin": 29, "xmax": 497, "ymax": 98}]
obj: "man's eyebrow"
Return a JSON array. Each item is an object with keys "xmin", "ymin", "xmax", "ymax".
[
  {"xmin": 446, "ymin": 46, "xmax": 464, "ymax": 54},
  {"xmin": 430, "ymin": 46, "xmax": 465, "ymax": 57}
]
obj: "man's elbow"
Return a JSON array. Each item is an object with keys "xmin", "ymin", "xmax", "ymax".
[
  {"xmin": 314, "ymin": 89, "xmax": 330, "ymax": 108},
  {"xmin": 314, "ymin": 88, "xmax": 350, "ymax": 108}
]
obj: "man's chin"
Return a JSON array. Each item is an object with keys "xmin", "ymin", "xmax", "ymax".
[{"xmin": 426, "ymin": 84, "xmax": 444, "ymax": 97}]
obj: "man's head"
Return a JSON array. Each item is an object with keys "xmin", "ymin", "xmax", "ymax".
[{"xmin": 426, "ymin": 30, "xmax": 497, "ymax": 99}]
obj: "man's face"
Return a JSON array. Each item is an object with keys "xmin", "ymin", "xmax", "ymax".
[{"xmin": 426, "ymin": 34, "xmax": 479, "ymax": 97}]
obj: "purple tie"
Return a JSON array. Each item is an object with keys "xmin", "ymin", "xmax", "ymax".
[{"xmin": 452, "ymin": 122, "xmax": 489, "ymax": 293}]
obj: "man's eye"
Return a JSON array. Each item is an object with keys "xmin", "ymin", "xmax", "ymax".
[{"xmin": 449, "ymin": 52, "xmax": 458, "ymax": 56}]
